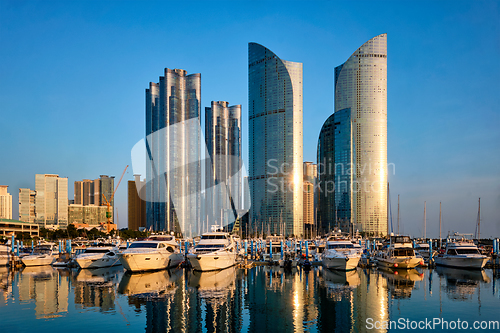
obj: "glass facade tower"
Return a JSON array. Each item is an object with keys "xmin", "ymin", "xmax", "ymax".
[
  {"xmin": 318, "ymin": 34, "xmax": 387, "ymax": 236},
  {"xmin": 145, "ymin": 68, "xmax": 201, "ymax": 237},
  {"xmin": 205, "ymin": 101, "xmax": 242, "ymax": 229},
  {"xmin": 248, "ymin": 43, "xmax": 303, "ymax": 237}
]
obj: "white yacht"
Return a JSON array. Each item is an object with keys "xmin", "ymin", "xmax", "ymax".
[
  {"xmin": 74, "ymin": 245, "xmax": 121, "ymax": 269},
  {"xmin": 0, "ymin": 244, "xmax": 10, "ymax": 266},
  {"xmin": 187, "ymin": 229, "xmax": 236, "ymax": 271},
  {"xmin": 21, "ymin": 243, "xmax": 56, "ymax": 267},
  {"xmin": 118, "ymin": 235, "xmax": 183, "ymax": 272},
  {"xmin": 262, "ymin": 235, "xmax": 284, "ymax": 262},
  {"xmin": 375, "ymin": 236, "xmax": 423, "ymax": 269},
  {"xmin": 434, "ymin": 240, "xmax": 488, "ymax": 269},
  {"xmin": 321, "ymin": 237, "xmax": 361, "ymax": 271}
]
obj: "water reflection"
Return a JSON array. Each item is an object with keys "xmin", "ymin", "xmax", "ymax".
[
  {"xmin": 18, "ymin": 266, "xmax": 69, "ymax": 319},
  {"xmin": 118, "ymin": 268, "xmax": 181, "ymax": 298},
  {"xmin": 379, "ymin": 267, "xmax": 424, "ymax": 299},
  {"xmin": 74, "ymin": 265, "xmax": 122, "ymax": 312},
  {"xmin": 1, "ymin": 265, "xmax": 498, "ymax": 333},
  {"xmin": 436, "ymin": 266, "xmax": 490, "ymax": 301}
]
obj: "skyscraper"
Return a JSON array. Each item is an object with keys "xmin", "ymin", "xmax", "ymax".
[
  {"xmin": 0, "ymin": 185, "xmax": 12, "ymax": 219},
  {"xmin": 19, "ymin": 188, "xmax": 36, "ymax": 222},
  {"xmin": 145, "ymin": 68, "xmax": 201, "ymax": 236},
  {"xmin": 128, "ymin": 175, "xmax": 146, "ymax": 231},
  {"xmin": 248, "ymin": 43, "xmax": 303, "ymax": 237},
  {"xmin": 205, "ymin": 101, "xmax": 242, "ymax": 228},
  {"xmin": 303, "ymin": 162, "xmax": 317, "ymax": 236},
  {"xmin": 318, "ymin": 34, "xmax": 387, "ymax": 236},
  {"xmin": 35, "ymin": 174, "xmax": 68, "ymax": 229}
]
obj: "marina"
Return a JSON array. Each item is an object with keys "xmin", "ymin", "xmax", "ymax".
[
  {"xmin": 1, "ymin": 263, "xmax": 499, "ymax": 332},
  {"xmin": 1, "ymin": 233, "xmax": 500, "ymax": 332}
]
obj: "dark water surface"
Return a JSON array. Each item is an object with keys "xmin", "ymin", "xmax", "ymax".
[{"xmin": 1, "ymin": 265, "xmax": 499, "ymax": 332}]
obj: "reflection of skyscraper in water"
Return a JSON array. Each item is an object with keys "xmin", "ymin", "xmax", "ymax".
[
  {"xmin": 142, "ymin": 269, "xmax": 243, "ymax": 333},
  {"xmin": 17, "ymin": 267, "xmax": 69, "ymax": 319}
]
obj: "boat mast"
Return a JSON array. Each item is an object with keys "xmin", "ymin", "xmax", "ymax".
[
  {"xmin": 439, "ymin": 202, "xmax": 442, "ymax": 248},
  {"xmin": 397, "ymin": 195, "xmax": 400, "ymax": 235},
  {"xmin": 477, "ymin": 197, "xmax": 481, "ymax": 241},
  {"xmin": 423, "ymin": 201, "xmax": 426, "ymax": 241}
]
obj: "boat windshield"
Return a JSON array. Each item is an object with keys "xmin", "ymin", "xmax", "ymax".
[
  {"xmin": 328, "ymin": 243, "xmax": 354, "ymax": 249},
  {"xmin": 128, "ymin": 243, "xmax": 158, "ymax": 249},
  {"xmin": 456, "ymin": 249, "xmax": 480, "ymax": 255},
  {"xmin": 201, "ymin": 235, "xmax": 227, "ymax": 240},
  {"xmin": 394, "ymin": 248, "xmax": 414, "ymax": 256},
  {"xmin": 84, "ymin": 249, "xmax": 110, "ymax": 254},
  {"xmin": 195, "ymin": 244, "xmax": 224, "ymax": 249},
  {"xmin": 33, "ymin": 248, "xmax": 51, "ymax": 255}
]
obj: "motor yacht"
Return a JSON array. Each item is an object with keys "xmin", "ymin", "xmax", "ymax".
[
  {"xmin": 375, "ymin": 236, "xmax": 423, "ymax": 269},
  {"xmin": 118, "ymin": 235, "xmax": 183, "ymax": 272},
  {"xmin": 187, "ymin": 228, "xmax": 237, "ymax": 271},
  {"xmin": 434, "ymin": 239, "xmax": 488, "ymax": 269},
  {"xmin": 262, "ymin": 235, "xmax": 284, "ymax": 262},
  {"xmin": 74, "ymin": 245, "xmax": 121, "ymax": 269},
  {"xmin": 321, "ymin": 236, "xmax": 361, "ymax": 271},
  {"xmin": 0, "ymin": 244, "xmax": 9, "ymax": 266},
  {"xmin": 21, "ymin": 243, "xmax": 56, "ymax": 267}
]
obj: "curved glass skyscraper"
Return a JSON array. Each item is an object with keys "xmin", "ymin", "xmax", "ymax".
[
  {"xmin": 318, "ymin": 34, "xmax": 387, "ymax": 236},
  {"xmin": 248, "ymin": 43, "xmax": 303, "ymax": 237}
]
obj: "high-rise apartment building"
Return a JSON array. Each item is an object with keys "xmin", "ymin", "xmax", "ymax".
[
  {"xmin": 74, "ymin": 179, "xmax": 97, "ymax": 206},
  {"xmin": 145, "ymin": 68, "xmax": 201, "ymax": 237},
  {"xmin": 0, "ymin": 185, "xmax": 12, "ymax": 219},
  {"xmin": 128, "ymin": 175, "xmax": 146, "ymax": 231},
  {"xmin": 248, "ymin": 43, "xmax": 303, "ymax": 237},
  {"xmin": 303, "ymin": 162, "xmax": 317, "ymax": 235},
  {"xmin": 35, "ymin": 174, "xmax": 68, "ymax": 229},
  {"xmin": 205, "ymin": 101, "xmax": 242, "ymax": 228},
  {"xmin": 19, "ymin": 188, "xmax": 36, "ymax": 222},
  {"xmin": 318, "ymin": 34, "xmax": 387, "ymax": 236}
]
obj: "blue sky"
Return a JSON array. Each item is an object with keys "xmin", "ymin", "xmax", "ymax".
[{"xmin": 1, "ymin": 0, "xmax": 499, "ymax": 237}]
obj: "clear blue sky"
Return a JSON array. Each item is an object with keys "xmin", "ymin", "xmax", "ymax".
[{"xmin": 1, "ymin": 0, "xmax": 499, "ymax": 237}]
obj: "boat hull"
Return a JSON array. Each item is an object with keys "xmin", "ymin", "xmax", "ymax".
[
  {"xmin": 119, "ymin": 252, "xmax": 183, "ymax": 272},
  {"xmin": 75, "ymin": 255, "xmax": 122, "ymax": 269},
  {"xmin": 434, "ymin": 256, "xmax": 488, "ymax": 270},
  {"xmin": 187, "ymin": 252, "xmax": 236, "ymax": 271},
  {"xmin": 21, "ymin": 255, "xmax": 55, "ymax": 267},
  {"xmin": 322, "ymin": 255, "xmax": 360, "ymax": 271},
  {"xmin": 376, "ymin": 257, "xmax": 422, "ymax": 269}
]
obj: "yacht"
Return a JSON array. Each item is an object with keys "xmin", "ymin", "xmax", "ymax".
[
  {"xmin": 375, "ymin": 236, "xmax": 423, "ymax": 269},
  {"xmin": 434, "ymin": 240, "xmax": 488, "ymax": 269},
  {"xmin": 21, "ymin": 243, "xmax": 56, "ymax": 267},
  {"xmin": 321, "ymin": 236, "xmax": 361, "ymax": 271},
  {"xmin": 118, "ymin": 235, "xmax": 183, "ymax": 272},
  {"xmin": 74, "ymin": 245, "xmax": 121, "ymax": 269},
  {"xmin": 187, "ymin": 228, "xmax": 237, "ymax": 271},
  {"xmin": 0, "ymin": 244, "xmax": 10, "ymax": 266},
  {"xmin": 262, "ymin": 235, "xmax": 284, "ymax": 262}
]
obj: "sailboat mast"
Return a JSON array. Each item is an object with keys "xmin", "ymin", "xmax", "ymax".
[
  {"xmin": 397, "ymin": 195, "xmax": 400, "ymax": 235},
  {"xmin": 477, "ymin": 197, "xmax": 481, "ymax": 240},
  {"xmin": 424, "ymin": 201, "xmax": 427, "ymax": 241},
  {"xmin": 439, "ymin": 202, "xmax": 442, "ymax": 248}
]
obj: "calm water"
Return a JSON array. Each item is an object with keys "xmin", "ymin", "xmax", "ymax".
[{"xmin": 1, "ymin": 265, "xmax": 499, "ymax": 332}]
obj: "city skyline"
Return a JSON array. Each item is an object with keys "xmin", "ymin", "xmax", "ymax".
[{"xmin": 1, "ymin": 1, "xmax": 498, "ymax": 237}]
